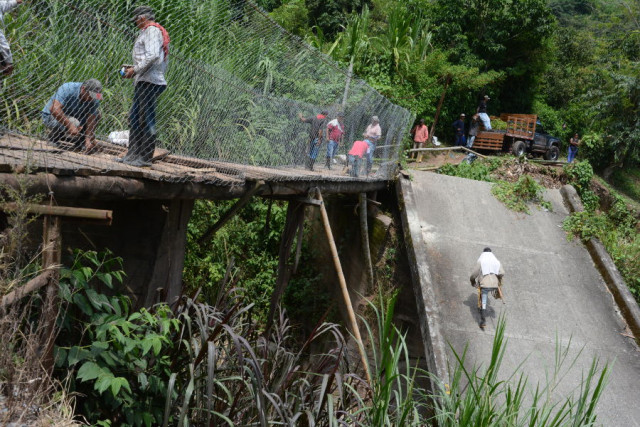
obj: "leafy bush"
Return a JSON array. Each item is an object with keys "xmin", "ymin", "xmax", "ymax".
[
  {"xmin": 563, "ymin": 203, "xmax": 640, "ymax": 299},
  {"xmin": 438, "ymin": 158, "xmax": 502, "ymax": 182},
  {"xmin": 564, "ymin": 160, "xmax": 594, "ymax": 195},
  {"xmin": 491, "ymin": 175, "xmax": 551, "ymax": 213},
  {"xmin": 56, "ymin": 250, "xmax": 179, "ymax": 426}
]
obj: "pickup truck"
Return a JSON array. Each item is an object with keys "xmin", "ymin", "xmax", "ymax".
[{"xmin": 473, "ymin": 114, "xmax": 561, "ymax": 161}]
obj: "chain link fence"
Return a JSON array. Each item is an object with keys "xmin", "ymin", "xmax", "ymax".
[{"xmin": 0, "ymin": 0, "xmax": 413, "ymax": 182}]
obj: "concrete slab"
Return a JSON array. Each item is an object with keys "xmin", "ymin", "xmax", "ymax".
[{"xmin": 403, "ymin": 171, "xmax": 640, "ymax": 426}]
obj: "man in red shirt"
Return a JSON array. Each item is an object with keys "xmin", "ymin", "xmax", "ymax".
[
  {"xmin": 325, "ymin": 112, "xmax": 345, "ymax": 169},
  {"xmin": 347, "ymin": 140, "xmax": 369, "ymax": 177},
  {"xmin": 411, "ymin": 118, "xmax": 429, "ymax": 161}
]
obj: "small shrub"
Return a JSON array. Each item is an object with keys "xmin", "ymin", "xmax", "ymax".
[
  {"xmin": 564, "ymin": 160, "xmax": 594, "ymax": 195},
  {"xmin": 491, "ymin": 175, "xmax": 551, "ymax": 213},
  {"xmin": 438, "ymin": 158, "xmax": 502, "ymax": 182}
]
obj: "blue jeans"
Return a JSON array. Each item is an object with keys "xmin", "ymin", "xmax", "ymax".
[
  {"xmin": 348, "ymin": 154, "xmax": 361, "ymax": 177},
  {"xmin": 467, "ymin": 135, "xmax": 476, "ymax": 148},
  {"xmin": 455, "ymin": 134, "xmax": 466, "ymax": 146},
  {"xmin": 326, "ymin": 140, "xmax": 339, "ymax": 158},
  {"xmin": 365, "ymin": 140, "xmax": 375, "ymax": 173},
  {"xmin": 309, "ymin": 138, "xmax": 321, "ymax": 160},
  {"xmin": 568, "ymin": 145, "xmax": 578, "ymax": 163},
  {"xmin": 480, "ymin": 288, "xmax": 492, "ymax": 309},
  {"xmin": 129, "ymin": 82, "xmax": 166, "ymax": 160},
  {"xmin": 478, "ymin": 112, "xmax": 491, "ymax": 130}
]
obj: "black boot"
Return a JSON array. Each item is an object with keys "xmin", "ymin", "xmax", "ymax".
[
  {"xmin": 325, "ymin": 157, "xmax": 331, "ymax": 169},
  {"xmin": 480, "ymin": 309, "xmax": 487, "ymax": 328}
]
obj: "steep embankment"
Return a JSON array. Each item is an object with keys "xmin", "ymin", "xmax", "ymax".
[{"xmin": 400, "ymin": 171, "xmax": 640, "ymax": 426}]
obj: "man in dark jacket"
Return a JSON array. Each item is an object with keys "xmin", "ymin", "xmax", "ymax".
[
  {"xmin": 299, "ymin": 110, "xmax": 328, "ymax": 170},
  {"xmin": 452, "ymin": 113, "xmax": 466, "ymax": 146}
]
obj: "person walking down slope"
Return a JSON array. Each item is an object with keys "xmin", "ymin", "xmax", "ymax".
[
  {"xmin": 470, "ymin": 247, "xmax": 505, "ymax": 329},
  {"xmin": 411, "ymin": 118, "xmax": 429, "ymax": 160},
  {"xmin": 452, "ymin": 114, "xmax": 466, "ymax": 147},
  {"xmin": 0, "ymin": 0, "xmax": 23, "ymax": 77},
  {"xmin": 41, "ymin": 79, "xmax": 103, "ymax": 153},
  {"xmin": 568, "ymin": 133, "xmax": 581, "ymax": 163},
  {"xmin": 299, "ymin": 109, "xmax": 328, "ymax": 171},
  {"xmin": 363, "ymin": 115, "xmax": 382, "ymax": 175},
  {"xmin": 477, "ymin": 95, "xmax": 492, "ymax": 130},
  {"xmin": 325, "ymin": 112, "xmax": 345, "ymax": 170},
  {"xmin": 118, "ymin": 5, "xmax": 170, "ymax": 167}
]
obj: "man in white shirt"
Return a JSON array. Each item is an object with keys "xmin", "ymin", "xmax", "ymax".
[
  {"xmin": 118, "ymin": 5, "xmax": 169, "ymax": 167},
  {"xmin": 363, "ymin": 115, "xmax": 382, "ymax": 175},
  {"xmin": 470, "ymin": 247, "xmax": 505, "ymax": 328}
]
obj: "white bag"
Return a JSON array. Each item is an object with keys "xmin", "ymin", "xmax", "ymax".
[{"xmin": 108, "ymin": 130, "xmax": 129, "ymax": 147}]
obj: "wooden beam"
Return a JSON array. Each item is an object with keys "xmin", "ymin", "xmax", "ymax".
[
  {"xmin": 197, "ymin": 180, "xmax": 265, "ymax": 244},
  {"xmin": 0, "ymin": 173, "xmax": 389, "ymax": 201},
  {"xmin": 265, "ymin": 200, "xmax": 306, "ymax": 334},
  {"xmin": 1, "ymin": 202, "xmax": 112, "ymax": 223},
  {"xmin": 315, "ymin": 189, "xmax": 372, "ymax": 385},
  {"xmin": 408, "ymin": 146, "xmax": 488, "ymax": 159},
  {"xmin": 1, "ymin": 270, "xmax": 55, "ymax": 308}
]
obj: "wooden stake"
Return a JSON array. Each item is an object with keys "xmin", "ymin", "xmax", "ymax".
[
  {"xmin": 315, "ymin": 189, "xmax": 372, "ymax": 385},
  {"xmin": 359, "ymin": 193, "xmax": 374, "ymax": 287},
  {"xmin": 423, "ymin": 74, "xmax": 451, "ymax": 163},
  {"xmin": 1, "ymin": 270, "xmax": 55, "ymax": 308}
]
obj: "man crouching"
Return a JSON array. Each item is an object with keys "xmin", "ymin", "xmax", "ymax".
[{"xmin": 41, "ymin": 79, "xmax": 102, "ymax": 153}]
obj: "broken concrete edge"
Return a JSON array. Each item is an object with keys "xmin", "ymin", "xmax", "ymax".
[
  {"xmin": 560, "ymin": 184, "xmax": 640, "ymax": 344},
  {"xmin": 396, "ymin": 176, "xmax": 450, "ymax": 394}
]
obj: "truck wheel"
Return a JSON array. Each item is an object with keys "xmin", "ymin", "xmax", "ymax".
[
  {"xmin": 512, "ymin": 140, "xmax": 526, "ymax": 157},
  {"xmin": 544, "ymin": 145, "xmax": 560, "ymax": 161}
]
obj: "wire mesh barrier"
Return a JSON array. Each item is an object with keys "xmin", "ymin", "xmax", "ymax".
[{"xmin": 0, "ymin": 0, "xmax": 413, "ymax": 184}]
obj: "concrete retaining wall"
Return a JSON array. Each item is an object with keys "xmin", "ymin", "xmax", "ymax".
[{"xmin": 560, "ymin": 184, "xmax": 640, "ymax": 344}]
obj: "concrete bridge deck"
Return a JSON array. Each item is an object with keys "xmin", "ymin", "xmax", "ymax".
[{"xmin": 400, "ymin": 171, "xmax": 640, "ymax": 426}]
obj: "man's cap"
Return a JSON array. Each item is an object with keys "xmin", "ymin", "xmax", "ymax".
[
  {"xmin": 484, "ymin": 95, "xmax": 490, "ymax": 100},
  {"xmin": 371, "ymin": 115, "xmax": 379, "ymax": 122},
  {"xmin": 460, "ymin": 113, "xmax": 466, "ymax": 117},
  {"xmin": 131, "ymin": 5, "xmax": 155, "ymax": 21},
  {"xmin": 82, "ymin": 78, "xmax": 103, "ymax": 101},
  {"xmin": 483, "ymin": 247, "xmax": 492, "ymax": 252}
]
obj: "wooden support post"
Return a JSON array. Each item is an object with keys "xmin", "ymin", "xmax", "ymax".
[
  {"xmin": 359, "ymin": 193, "xmax": 374, "ymax": 287},
  {"xmin": 265, "ymin": 200, "xmax": 305, "ymax": 334},
  {"xmin": 315, "ymin": 189, "xmax": 372, "ymax": 385},
  {"xmin": 39, "ymin": 214, "xmax": 62, "ymax": 374},
  {"xmin": 198, "ymin": 180, "xmax": 265, "ymax": 244},
  {"xmin": 292, "ymin": 220, "xmax": 304, "ymax": 275}
]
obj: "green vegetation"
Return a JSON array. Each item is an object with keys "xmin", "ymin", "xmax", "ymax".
[
  {"xmin": 434, "ymin": 318, "xmax": 609, "ymax": 426},
  {"xmin": 50, "ymin": 251, "xmax": 611, "ymax": 426},
  {"xmin": 438, "ymin": 157, "xmax": 502, "ymax": 182},
  {"xmin": 492, "ymin": 175, "xmax": 552, "ymax": 213}
]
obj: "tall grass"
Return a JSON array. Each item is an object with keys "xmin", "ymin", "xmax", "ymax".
[{"xmin": 433, "ymin": 318, "xmax": 609, "ymax": 427}]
